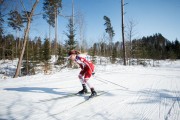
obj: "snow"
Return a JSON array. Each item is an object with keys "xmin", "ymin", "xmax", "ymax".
[
  {"xmin": 0, "ymin": 59, "xmax": 18, "ymax": 78},
  {"xmin": 0, "ymin": 60, "xmax": 180, "ymax": 120}
]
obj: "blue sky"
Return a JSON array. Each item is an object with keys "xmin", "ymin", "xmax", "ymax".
[{"xmin": 8, "ymin": 0, "xmax": 180, "ymax": 44}]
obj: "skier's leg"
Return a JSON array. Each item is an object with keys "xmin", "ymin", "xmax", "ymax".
[
  {"xmin": 78, "ymin": 72, "xmax": 88, "ymax": 94},
  {"xmin": 84, "ymin": 78, "xmax": 92, "ymax": 88},
  {"xmin": 84, "ymin": 72, "xmax": 97, "ymax": 97},
  {"xmin": 78, "ymin": 74, "xmax": 85, "ymax": 84}
]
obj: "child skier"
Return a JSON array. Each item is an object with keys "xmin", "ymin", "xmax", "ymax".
[{"xmin": 68, "ymin": 50, "xmax": 97, "ymax": 98}]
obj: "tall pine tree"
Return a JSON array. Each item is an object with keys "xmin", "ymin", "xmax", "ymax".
[
  {"xmin": 43, "ymin": 0, "xmax": 62, "ymax": 57},
  {"xmin": 103, "ymin": 16, "xmax": 115, "ymax": 62},
  {"xmin": 8, "ymin": 10, "xmax": 24, "ymax": 31},
  {"xmin": 64, "ymin": 17, "xmax": 77, "ymax": 52}
]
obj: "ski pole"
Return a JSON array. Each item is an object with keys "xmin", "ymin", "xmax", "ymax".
[
  {"xmin": 94, "ymin": 76, "xmax": 129, "ymax": 90},
  {"xmin": 93, "ymin": 76, "xmax": 108, "ymax": 84}
]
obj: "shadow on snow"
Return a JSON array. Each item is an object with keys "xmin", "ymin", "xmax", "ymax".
[
  {"xmin": 4, "ymin": 87, "xmax": 72, "ymax": 96},
  {"xmin": 129, "ymin": 89, "xmax": 180, "ymax": 105}
]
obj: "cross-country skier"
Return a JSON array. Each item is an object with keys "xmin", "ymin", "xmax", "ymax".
[{"xmin": 68, "ymin": 50, "xmax": 97, "ymax": 98}]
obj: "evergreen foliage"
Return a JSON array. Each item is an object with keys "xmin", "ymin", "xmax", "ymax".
[
  {"xmin": 8, "ymin": 10, "xmax": 24, "ymax": 31},
  {"xmin": 92, "ymin": 33, "xmax": 180, "ymax": 61},
  {"xmin": 64, "ymin": 18, "xmax": 77, "ymax": 52},
  {"xmin": 103, "ymin": 16, "xmax": 115, "ymax": 63},
  {"xmin": 0, "ymin": 32, "xmax": 180, "ymax": 75},
  {"xmin": 43, "ymin": 38, "xmax": 51, "ymax": 73},
  {"xmin": 0, "ymin": 12, "xmax": 4, "ymax": 36},
  {"xmin": 57, "ymin": 44, "xmax": 66, "ymax": 65},
  {"xmin": 43, "ymin": 38, "xmax": 51, "ymax": 62},
  {"xmin": 103, "ymin": 16, "xmax": 115, "ymax": 42},
  {"xmin": 34, "ymin": 37, "xmax": 43, "ymax": 62},
  {"xmin": 43, "ymin": 0, "xmax": 62, "ymax": 27},
  {"xmin": 0, "ymin": 33, "xmax": 179, "ymax": 62},
  {"xmin": 111, "ymin": 45, "xmax": 117, "ymax": 64}
]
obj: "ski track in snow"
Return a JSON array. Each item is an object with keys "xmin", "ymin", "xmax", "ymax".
[{"xmin": 0, "ymin": 63, "xmax": 180, "ymax": 120}]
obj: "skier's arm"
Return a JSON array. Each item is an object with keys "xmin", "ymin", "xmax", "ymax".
[
  {"xmin": 82, "ymin": 59, "xmax": 93, "ymax": 73},
  {"xmin": 79, "ymin": 64, "xmax": 83, "ymax": 69}
]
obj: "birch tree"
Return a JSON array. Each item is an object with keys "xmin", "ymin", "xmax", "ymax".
[
  {"xmin": 76, "ymin": 10, "xmax": 87, "ymax": 52},
  {"xmin": 14, "ymin": 0, "xmax": 39, "ymax": 78},
  {"xmin": 126, "ymin": 19, "xmax": 137, "ymax": 65}
]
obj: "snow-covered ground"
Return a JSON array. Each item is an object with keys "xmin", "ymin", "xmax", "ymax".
[{"xmin": 0, "ymin": 60, "xmax": 180, "ymax": 120}]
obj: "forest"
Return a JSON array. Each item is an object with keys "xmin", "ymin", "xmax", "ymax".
[
  {"xmin": 0, "ymin": 0, "xmax": 180, "ymax": 76},
  {"xmin": 1, "ymin": 33, "xmax": 180, "ymax": 61}
]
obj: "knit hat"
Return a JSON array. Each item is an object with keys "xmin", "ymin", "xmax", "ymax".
[{"xmin": 68, "ymin": 50, "xmax": 80, "ymax": 57}]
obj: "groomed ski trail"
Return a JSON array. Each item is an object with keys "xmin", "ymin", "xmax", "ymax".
[{"xmin": 0, "ymin": 64, "xmax": 180, "ymax": 120}]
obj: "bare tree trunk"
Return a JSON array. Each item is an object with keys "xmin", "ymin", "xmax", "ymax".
[
  {"xmin": 76, "ymin": 9, "xmax": 86, "ymax": 52},
  {"xmin": 49, "ymin": 24, "xmax": 51, "ymax": 52},
  {"xmin": 2, "ymin": 46, "xmax": 5, "ymax": 61},
  {"xmin": 127, "ymin": 20, "xmax": 136, "ymax": 65},
  {"xmin": 54, "ymin": 6, "xmax": 58, "ymax": 59},
  {"xmin": 18, "ymin": 33, "xmax": 21, "ymax": 57},
  {"xmin": 14, "ymin": 0, "xmax": 39, "ymax": 78},
  {"xmin": 26, "ymin": 39, "xmax": 29, "ymax": 75},
  {"xmin": 121, "ymin": 0, "xmax": 126, "ymax": 65}
]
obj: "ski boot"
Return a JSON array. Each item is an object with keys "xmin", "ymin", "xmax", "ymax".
[
  {"xmin": 89, "ymin": 88, "xmax": 97, "ymax": 98},
  {"xmin": 78, "ymin": 84, "xmax": 88, "ymax": 94}
]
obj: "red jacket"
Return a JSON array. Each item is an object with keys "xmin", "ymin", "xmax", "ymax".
[{"xmin": 75, "ymin": 55, "xmax": 94, "ymax": 73}]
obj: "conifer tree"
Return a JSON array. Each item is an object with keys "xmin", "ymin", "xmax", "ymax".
[
  {"xmin": 57, "ymin": 44, "xmax": 66, "ymax": 65},
  {"xmin": 43, "ymin": 38, "xmax": 51, "ymax": 73},
  {"xmin": 64, "ymin": 18, "xmax": 77, "ymax": 68},
  {"xmin": 43, "ymin": 0, "xmax": 62, "ymax": 57},
  {"xmin": 8, "ymin": 10, "xmax": 24, "ymax": 31},
  {"xmin": 103, "ymin": 16, "xmax": 115, "ymax": 60},
  {"xmin": 35, "ymin": 37, "xmax": 42, "ymax": 62},
  {"xmin": 43, "ymin": 38, "xmax": 51, "ymax": 62},
  {"xmin": 4, "ymin": 34, "xmax": 15, "ymax": 60},
  {"xmin": 0, "ymin": 12, "xmax": 4, "ymax": 37},
  {"xmin": 91, "ymin": 43, "xmax": 97, "ymax": 64},
  {"xmin": 111, "ymin": 45, "xmax": 117, "ymax": 64},
  {"xmin": 103, "ymin": 16, "xmax": 115, "ymax": 44},
  {"xmin": 174, "ymin": 39, "xmax": 180, "ymax": 59},
  {"xmin": 64, "ymin": 17, "xmax": 77, "ymax": 51}
]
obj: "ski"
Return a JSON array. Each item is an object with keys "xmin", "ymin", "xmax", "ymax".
[
  {"xmin": 49, "ymin": 91, "xmax": 107, "ymax": 115},
  {"xmin": 72, "ymin": 91, "xmax": 107, "ymax": 108},
  {"xmin": 37, "ymin": 91, "xmax": 104, "ymax": 103}
]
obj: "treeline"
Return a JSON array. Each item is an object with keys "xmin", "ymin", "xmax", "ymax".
[
  {"xmin": 1, "ymin": 33, "xmax": 180, "ymax": 62},
  {"xmin": 0, "ymin": 34, "xmax": 68, "ymax": 75},
  {"xmin": 1, "ymin": 33, "xmax": 180, "ymax": 61},
  {"xmin": 0, "ymin": 33, "xmax": 180, "ymax": 75},
  {"xmin": 90, "ymin": 33, "xmax": 180, "ymax": 63},
  {"xmin": 0, "ymin": 34, "xmax": 65, "ymax": 62},
  {"xmin": 131, "ymin": 33, "xmax": 180, "ymax": 60}
]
